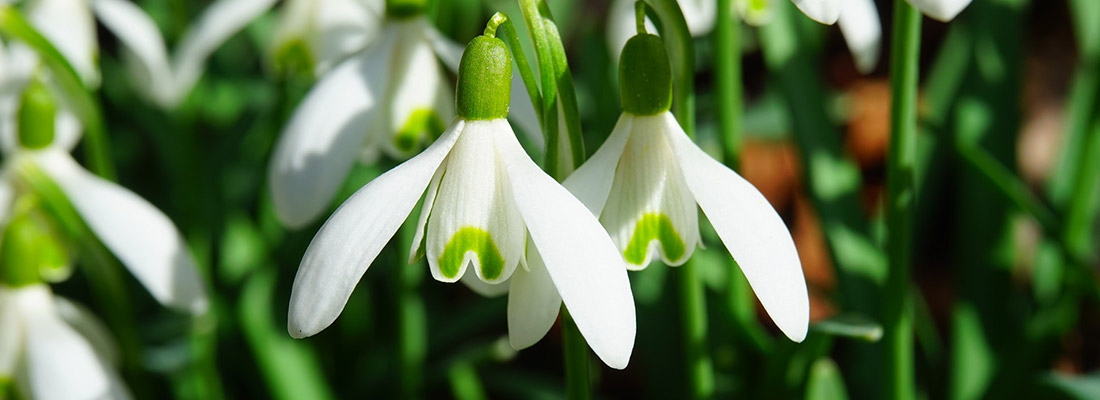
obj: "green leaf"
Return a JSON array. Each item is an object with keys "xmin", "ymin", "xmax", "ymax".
[
  {"xmin": 805, "ymin": 359, "xmax": 850, "ymax": 400},
  {"xmin": 811, "ymin": 315, "xmax": 883, "ymax": 342}
]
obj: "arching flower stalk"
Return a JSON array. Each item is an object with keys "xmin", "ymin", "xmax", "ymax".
[
  {"xmin": 566, "ymin": 30, "xmax": 810, "ymax": 341},
  {"xmin": 268, "ymin": 0, "xmax": 541, "ymax": 229},
  {"xmin": 287, "ymin": 27, "xmax": 637, "ymax": 369}
]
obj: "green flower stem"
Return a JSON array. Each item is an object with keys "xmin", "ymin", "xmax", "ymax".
[
  {"xmin": 0, "ymin": 6, "xmax": 115, "ymax": 179},
  {"xmin": 884, "ymin": 1, "xmax": 921, "ymax": 399},
  {"xmin": 561, "ymin": 307, "xmax": 591, "ymax": 400},
  {"xmin": 488, "ymin": 12, "xmax": 544, "ymax": 126},
  {"xmin": 518, "ymin": 0, "xmax": 584, "ymax": 180},
  {"xmin": 397, "ymin": 217, "xmax": 427, "ymax": 399},
  {"xmin": 644, "ymin": 1, "xmax": 711, "ymax": 398}
]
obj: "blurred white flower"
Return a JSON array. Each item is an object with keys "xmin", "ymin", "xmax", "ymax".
[
  {"xmin": 5, "ymin": 0, "xmax": 273, "ymax": 108},
  {"xmin": 794, "ymin": 0, "xmax": 970, "ymax": 25},
  {"xmin": 287, "ymin": 35, "xmax": 636, "ymax": 369},
  {"xmin": 0, "ymin": 284, "xmax": 130, "ymax": 400},
  {"xmin": 0, "ymin": 75, "xmax": 208, "ymax": 314},
  {"xmin": 606, "ymin": 0, "xmax": 716, "ymax": 61},
  {"xmin": 267, "ymin": 3, "xmax": 540, "ymax": 229}
]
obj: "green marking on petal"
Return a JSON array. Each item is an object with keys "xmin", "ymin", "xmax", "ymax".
[
  {"xmin": 0, "ymin": 376, "xmax": 12, "ymax": 398},
  {"xmin": 394, "ymin": 108, "xmax": 444, "ymax": 153},
  {"xmin": 623, "ymin": 212, "xmax": 685, "ymax": 266},
  {"xmin": 439, "ymin": 227, "xmax": 505, "ymax": 280},
  {"xmin": 274, "ymin": 38, "xmax": 314, "ymax": 78}
]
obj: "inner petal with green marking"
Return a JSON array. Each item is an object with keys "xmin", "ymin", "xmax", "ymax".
[
  {"xmin": 623, "ymin": 213, "xmax": 686, "ymax": 266},
  {"xmin": 438, "ymin": 227, "xmax": 505, "ymax": 281},
  {"xmin": 393, "ymin": 108, "xmax": 444, "ymax": 153}
]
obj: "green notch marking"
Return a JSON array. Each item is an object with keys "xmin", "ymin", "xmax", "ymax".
[
  {"xmin": 394, "ymin": 108, "xmax": 444, "ymax": 153},
  {"xmin": 623, "ymin": 212, "xmax": 685, "ymax": 266},
  {"xmin": 439, "ymin": 227, "xmax": 505, "ymax": 280}
]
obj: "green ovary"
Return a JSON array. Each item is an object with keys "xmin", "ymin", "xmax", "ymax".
[
  {"xmin": 394, "ymin": 109, "xmax": 444, "ymax": 152},
  {"xmin": 439, "ymin": 227, "xmax": 505, "ymax": 280},
  {"xmin": 623, "ymin": 213, "xmax": 685, "ymax": 266}
]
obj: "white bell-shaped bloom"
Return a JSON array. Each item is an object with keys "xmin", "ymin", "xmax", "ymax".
[
  {"xmin": 267, "ymin": 12, "xmax": 541, "ymax": 229},
  {"xmin": 794, "ymin": 0, "xmax": 970, "ymax": 25},
  {"xmin": 562, "ymin": 111, "xmax": 809, "ymax": 342},
  {"xmin": 0, "ymin": 284, "xmax": 130, "ymax": 400},
  {"xmin": 3, "ymin": 0, "xmax": 273, "ymax": 107},
  {"xmin": 0, "ymin": 79, "xmax": 208, "ymax": 314},
  {"xmin": 287, "ymin": 116, "xmax": 637, "ymax": 369}
]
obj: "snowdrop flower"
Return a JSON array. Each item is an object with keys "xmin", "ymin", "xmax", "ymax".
[
  {"xmin": 0, "ymin": 284, "xmax": 130, "ymax": 400},
  {"xmin": 3, "ymin": 0, "xmax": 272, "ymax": 108},
  {"xmin": 566, "ymin": 32, "xmax": 809, "ymax": 341},
  {"xmin": 0, "ymin": 73, "xmax": 208, "ymax": 314},
  {"xmin": 794, "ymin": 0, "xmax": 970, "ymax": 25},
  {"xmin": 268, "ymin": 0, "xmax": 541, "ymax": 229},
  {"xmin": 288, "ymin": 32, "xmax": 637, "ymax": 369}
]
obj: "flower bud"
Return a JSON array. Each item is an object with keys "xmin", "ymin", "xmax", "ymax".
[
  {"xmin": 18, "ymin": 78, "xmax": 57, "ymax": 150},
  {"xmin": 456, "ymin": 35, "xmax": 511, "ymax": 121},
  {"xmin": 386, "ymin": 0, "xmax": 427, "ymax": 19},
  {"xmin": 619, "ymin": 33, "xmax": 672, "ymax": 115}
]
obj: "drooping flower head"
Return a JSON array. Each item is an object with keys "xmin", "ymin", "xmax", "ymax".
[
  {"xmin": 565, "ymin": 30, "xmax": 810, "ymax": 341},
  {"xmin": 287, "ymin": 25, "xmax": 637, "ymax": 369}
]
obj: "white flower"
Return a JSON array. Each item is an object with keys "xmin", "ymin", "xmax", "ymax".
[
  {"xmin": 4, "ymin": 0, "xmax": 273, "ymax": 108},
  {"xmin": 794, "ymin": 0, "xmax": 971, "ymax": 25},
  {"xmin": 287, "ymin": 117, "xmax": 637, "ymax": 369},
  {"xmin": 0, "ymin": 284, "xmax": 131, "ymax": 400},
  {"xmin": 267, "ymin": 8, "xmax": 541, "ymax": 229},
  {"xmin": 606, "ymin": 0, "xmax": 716, "ymax": 62},
  {"xmin": 0, "ymin": 79, "xmax": 208, "ymax": 314},
  {"xmin": 562, "ymin": 111, "xmax": 810, "ymax": 342}
]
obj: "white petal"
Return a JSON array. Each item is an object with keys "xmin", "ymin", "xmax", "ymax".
[
  {"xmin": 838, "ymin": 0, "xmax": 882, "ymax": 74},
  {"xmin": 0, "ymin": 286, "xmax": 23, "ymax": 377},
  {"xmin": 679, "ymin": 0, "xmax": 717, "ymax": 36},
  {"xmin": 790, "ymin": 0, "xmax": 840, "ymax": 24},
  {"xmin": 268, "ymin": 36, "xmax": 394, "ymax": 229},
  {"xmin": 905, "ymin": 0, "xmax": 971, "ymax": 21},
  {"xmin": 407, "ymin": 163, "xmax": 444, "ymax": 264},
  {"xmin": 662, "ymin": 113, "xmax": 809, "ymax": 342},
  {"xmin": 17, "ymin": 285, "xmax": 111, "ymax": 400},
  {"xmin": 54, "ymin": 297, "xmax": 119, "ymax": 366},
  {"xmin": 52, "ymin": 107, "xmax": 83, "ymax": 153},
  {"xmin": 380, "ymin": 24, "xmax": 452, "ymax": 158},
  {"xmin": 460, "ymin": 272, "xmax": 510, "ymax": 297},
  {"xmin": 494, "ymin": 119, "xmax": 636, "ymax": 369},
  {"xmin": 600, "ymin": 113, "xmax": 700, "ymax": 268},
  {"xmin": 276, "ymin": 0, "xmax": 382, "ymax": 76},
  {"xmin": 92, "ymin": 0, "xmax": 175, "ymax": 106},
  {"xmin": 562, "ymin": 113, "xmax": 632, "ymax": 215},
  {"xmin": 26, "ymin": 0, "xmax": 99, "ymax": 86},
  {"xmin": 606, "ymin": 0, "xmax": 658, "ymax": 61},
  {"xmin": 33, "ymin": 150, "xmax": 208, "ymax": 314},
  {"xmin": 426, "ymin": 27, "xmax": 545, "ymax": 150},
  {"xmin": 425, "ymin": 121, "xmax": 526, "ymax": 284},
  {"xmin": 0, "ymin": 177, "xmax": 14, "ymax": 226},
  {"xmin": 287, "ymin": 118, "xmax": 464, "ymax": 338},
  {"xmin": 507, "ymin": 239, "xmax": 561, "ymax": 350},
  {"xmin": 167, "ymin": 0, "xmax": 278, "ymax": 106}
]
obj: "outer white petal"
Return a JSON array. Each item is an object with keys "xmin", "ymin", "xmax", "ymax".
[
  {"xmin": 17, "ymin": 285, "xmax": 111, "ymax": 400},
  {"xmin": 606, "ymin": 0, "xmax": 657, "ymax": 62},
  {"xmin": 662, "ymin": 113, "xmax": 809, "ymax": 342},
  {"xmin": 287, "ymin": 119, "xmax": 464, "ymax": 338},
  {"xmin": 507, "ymin": 239, "xmax": 561, "ymax": 350},
  {"xmin": 562, "ymin": 113, "xmax": 632, "ymax": 215},
  {"xmin": 268, "ymin": 35, "xmax": 395, "ymax": 229},
  {"xmin": 426, "ymin": 27, "xmax": 544, "ymax": 150},
  {"xmin": 26, "ymin": 0, "xmax": 99, "ymax": 86},
  {"xmin": 599, "ymin": 113, "xmax": 700, "ymax": 269},
  {"xmin": 460, "ymin": 272, "xmax": 510, "ymax": 297},
  {"xmin": 32, "ymin": 150, "xmax": 208, "ymax": 314},
  {"xmin": 92, "ymin": 0, "xmax": 174, "ymax": 106},
  {"xmin": 408, "ymin": 163, "xmax": 444, "ymax": 264},
  {"xmin": 679, "ymin": 0, "xmax": 717, "ymax": 36},
  {"xmin": 54, "ymin": 297, "xmax": 120, "ymax": 366},
  {"xmin": 906, "ymin": 0, "xmax": 971, "ymax": 21},
  {"xmin": 52, "ymin": 107, "xmax": 83, "ymax": 153},
  {"xmin": 791, "ymin": 0, "xmax": 840, "ymax": 24},
  {"xmin": 494, "ymin": 119, "xmax": 636, "ymax": 369},
  {"xmin": 838, "ymin": 0, "xmax": 881, "ymax": 74},
  {"xmin": 425, "ymin": 121, "xmax": 526, "ymax": 284},
  {"xmin": 0, "ymin": 176, "xmax": 14, "ymax": 226},
  {"xmin": 166, "ymin": 0, "xmax": 278, "ymax": 106}
]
